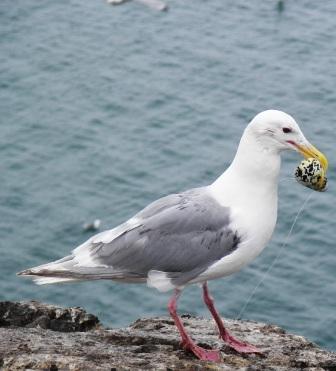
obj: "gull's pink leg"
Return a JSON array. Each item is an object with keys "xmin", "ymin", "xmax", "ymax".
[
  {"xmin": 168, "ymin": 289, "xmax": 222, "ymax": 362},
  {"xmin": 202, "ymin": 282, "xmax": 262, "ymax": 354}
]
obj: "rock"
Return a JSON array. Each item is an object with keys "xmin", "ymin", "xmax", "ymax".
[
  {"xmin": 0, "ymin": 301, "xmax": 99, "ymax": 332},
  {"xmin": 0, "ymin": 301, "xmax": 335, "ymax": 370}
]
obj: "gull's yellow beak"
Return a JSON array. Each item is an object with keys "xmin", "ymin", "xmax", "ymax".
[{"xmin": 296, "ymin": 143, "xmax": 329, "ymax": 171}]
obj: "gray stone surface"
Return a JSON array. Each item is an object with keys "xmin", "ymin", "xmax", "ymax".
[{"xmin": 0, "ymin": 301, "xmax": 335, "ymax": 370}]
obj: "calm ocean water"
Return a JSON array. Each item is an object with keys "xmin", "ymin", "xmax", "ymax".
[{"xmin": 1, "ymin": 0, "xmax": 335, "ymax": 350}]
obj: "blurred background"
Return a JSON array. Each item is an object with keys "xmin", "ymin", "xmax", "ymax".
[{"xmin": 0, "ymin": 0, "xmax": 335, "ymax": 350}]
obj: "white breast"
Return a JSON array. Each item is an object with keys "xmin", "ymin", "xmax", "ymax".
[{"xmin": 192, "ymin": 173, "xmax": 278, "ymax": 283}]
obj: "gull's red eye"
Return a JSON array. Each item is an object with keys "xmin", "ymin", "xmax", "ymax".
[{"xmin": 282, "ymin": 127, "xmax": 292, "ymax": 134}]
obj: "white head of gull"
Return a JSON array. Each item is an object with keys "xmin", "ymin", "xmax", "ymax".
[{"xmin": 18, "ymin": 110, "xmax": 328, "ymax": 362}]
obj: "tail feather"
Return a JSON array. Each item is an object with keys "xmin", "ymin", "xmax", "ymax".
[
  {"xmin": 31, "ymin": 277, "xmax": 82, "ymax": 285},
  {"xmin": 17, "ymin": 254, "xmax": 74, "ymax": 276},
  {"xmin": 17, "ymin": 255, "xmax": 83, "ymax": 285},
  {"xmin": 17, "ymin": 255, "xmax": 145, "ymax": 285}
]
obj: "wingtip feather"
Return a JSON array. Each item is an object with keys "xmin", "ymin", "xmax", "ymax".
[{"xmin": 17, "ymin": 269, "xmax": 32, "ymax": 276}]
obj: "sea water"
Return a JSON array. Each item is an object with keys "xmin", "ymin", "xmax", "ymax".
[{"xmin": 0, "ymin": 0, "xmax": 335, "ymax": 350}]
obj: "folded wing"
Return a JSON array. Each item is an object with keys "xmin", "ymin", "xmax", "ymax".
[{"xmin": 19, "ymin": 188, "xmax": 241, "ymax": 290}]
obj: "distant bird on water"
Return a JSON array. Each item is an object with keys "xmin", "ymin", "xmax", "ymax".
[
  {"xmin": 82, "ymin": 219, "xmax": 101, "ymax": 232},
  {"xmin": 18, "ymin": 110, "xmax": 328, "ymax": 362}
]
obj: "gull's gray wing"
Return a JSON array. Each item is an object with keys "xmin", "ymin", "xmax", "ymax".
[
  {"xmin": 72, "ymin": 187, "xmax": 240, "ymax": 286},
  {"xmin": 21, "ymin": 187, "xmax": 241, "ymax": 289}
]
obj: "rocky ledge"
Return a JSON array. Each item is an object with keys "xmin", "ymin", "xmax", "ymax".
[{"xmin": 0, "ymin": 301, "xmax": 335, "ymax": 370}]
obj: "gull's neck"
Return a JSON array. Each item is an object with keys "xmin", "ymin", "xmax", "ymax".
[{"xmin": 210, "ymin": 128, "xmax": 281, "ymax": 205}]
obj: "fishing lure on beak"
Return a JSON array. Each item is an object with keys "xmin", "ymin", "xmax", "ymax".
[{"xmin": 295, "ymin": 158, "xmax": 327, "ymax": 192}]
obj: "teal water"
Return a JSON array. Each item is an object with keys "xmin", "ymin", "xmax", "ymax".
[{"xmin": 1, "ymin": 0, "xmax": 335, "ymax": 350}]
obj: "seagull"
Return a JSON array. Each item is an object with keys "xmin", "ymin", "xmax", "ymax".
[{"xmin": 18, "ymin": 110, "xmax": 328, "ymax": 362}]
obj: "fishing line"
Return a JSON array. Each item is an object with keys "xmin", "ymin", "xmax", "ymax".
[{"xmin": 236, "ymin": 191, "xmax": 313, "ymax": 320}]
